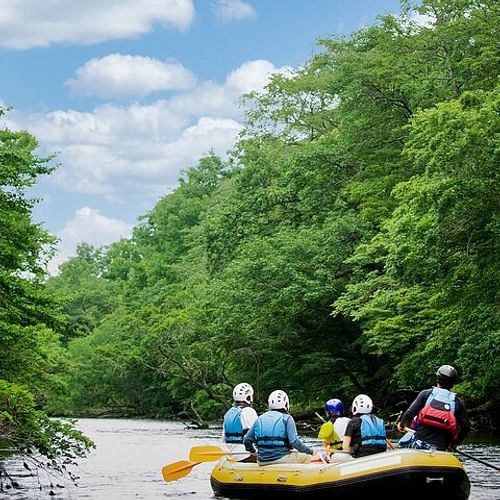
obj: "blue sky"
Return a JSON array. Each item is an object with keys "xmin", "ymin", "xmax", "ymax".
[{"xmin": 0, "ymin": 0, "xmax": 401, "ymax": 272}]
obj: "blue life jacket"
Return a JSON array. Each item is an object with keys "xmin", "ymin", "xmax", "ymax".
[
  {"xmin": 424, "ymin": 387, "xmax": 456, "ymax": 413},
  {"xmin": 254, "ymin": 410, "xmax": 290, "ymax": 449},
  {"xmin": 360, "ymin": 414, "xmax": 387, "ymax": 447},
  {"xmin": 223, "ymin": 406, "xmax": 244, "ymax": 443}
]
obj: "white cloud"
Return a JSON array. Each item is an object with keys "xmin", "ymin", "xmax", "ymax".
[
  {"xmin": 47, "ymin": 117, "xmax": 242, "ymax": 198},
  {"xmin": 168, "ymin": 59, "xmax": 291, "ymax": 116},
  {"xmin": 67, "ymin": 54, "xmax": 196, "ymax": 98},
  {"xmin": 0, "ymin": 0, "xmax": 195, "ymax": 49},
  {"xmin": 2, "ymin": 58, "xmax": 286, "ymax": 199},
  {"xmin": 11, "ymin": 102, "xmax": 188, "ymax": 147},
  {"xmin": 409, "ymin": 12, "xmax": 435, "ymax": 28},
  {"xmin": 1, "ymin": 57, "xmax": 289, "ymax": 271},
  {"xmin": 225, "ymin": 59, "xmax": 289, "ymax": 96},
  {"xmin": 48, "ymin": 207, "xmax": 133, "ymax": 274},
  {"xmin": 159, "ymin": 116, "xmax": 243, "ymax": 171},
  {"xmin": 215, "ymin": 0, "xmax": 256, "ymax": 22}
]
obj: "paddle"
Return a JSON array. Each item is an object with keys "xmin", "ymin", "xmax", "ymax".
[
  {"xmin": 315, "ymin": 411, "xmax": 326, "ymax": 423},
  {"xmin": 189, "ymin": 445, "xmax": 250, "ymax": 463},
  {"xmin": 161, "ymin": 460, "xmax": 201, "ymax": 482},
  {"xmin": 454, "ymin": 449, "xmax": 500, "ymax": 472},
  {"xmin": 402, "ymin": 427, "xmax": 500, "ymax": 472}
]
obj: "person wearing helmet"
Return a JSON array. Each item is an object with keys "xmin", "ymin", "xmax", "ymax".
[
  {"xmin": 342, "ymin": 394, "xmax": 389, "ymax": 458},
  {"xmin": 243, "ymin": 390, "xmax": 315, "ymax": 464},
  {"xmin": 318, "ymin": 398, "xmax": 350, "ymax": 453},
  {"xmin": 222, "ymin": 383, "xmax": 258, "ymax": 445},
  {"xmin": 397, "ymin": 365, "xmax": 470, "ymax": 451}
]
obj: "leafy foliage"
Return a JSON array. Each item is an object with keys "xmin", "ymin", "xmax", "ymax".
[
  {"xmin": 42, "ymin": 0, "xmax": 500, "ymax": 428},
  {"xmin": 3, "ymin": 3, "xmax": 497, "ymax": 495},
  {"xmin": 0, "ymin": 111, "xmax": 94, "ymax": 491},
  {"xmin": 336, "ymin": 87, "xmax": 499, "ymax": 402}
]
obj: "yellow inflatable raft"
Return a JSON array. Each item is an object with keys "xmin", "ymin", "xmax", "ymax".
[{"xmin": 210, "ymin": 448, "xmax": 470, "ymax": 499}]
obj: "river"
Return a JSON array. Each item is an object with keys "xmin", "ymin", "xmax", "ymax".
[{"xmin": 2, "ymin": 418, "xmax": 499, "ymax": 499}]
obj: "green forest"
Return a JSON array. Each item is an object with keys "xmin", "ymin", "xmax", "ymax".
[{"xmin": 1, "ymin": 0, "xmax": 499, "ymax": 471}]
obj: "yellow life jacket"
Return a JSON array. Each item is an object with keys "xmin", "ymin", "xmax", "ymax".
[{"xmin": 318, "ymin": 421, "xmax": 342, "ymax": 450}]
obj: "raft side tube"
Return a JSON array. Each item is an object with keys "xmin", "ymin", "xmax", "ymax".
[{"xmin": 210, "ymin": 449, "xmax": 470, "ymax": 500}]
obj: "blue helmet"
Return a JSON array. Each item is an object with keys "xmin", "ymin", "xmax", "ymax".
[{"xmin": 325, "ymin": 398, "xmax": 344, "ymax": 417}]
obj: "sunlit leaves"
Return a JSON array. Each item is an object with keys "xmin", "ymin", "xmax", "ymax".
[{"xmin": 43, "ymin": 1, "xmax": 500, "ymax": 423}]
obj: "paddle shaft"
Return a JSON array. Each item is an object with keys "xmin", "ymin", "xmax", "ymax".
[
  {"xmin": 315, "ymin": 411, "xmax": 326, "ymax": 423},
  {"xmin": 189, "ymin": 445, "xmax": 251, "ymax": 462},
  {"xmin": 194, "ymin": 450, "xmax": 249, "ymax": 458},
  {"xmin": 403, "ymin": 427, "xmax": 500, "ymax": 473},
  {"xmin": 454, "ymin": 449, "xmax": 500, "ymax": 472}
]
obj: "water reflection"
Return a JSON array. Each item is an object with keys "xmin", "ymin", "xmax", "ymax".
[
  {"xmin": 2, "ymin": 418, "xmax": 499, "ymax": 499},
  {"xmin": 459, "ymin": 444, "xmax": 500, "ymax": 497}
]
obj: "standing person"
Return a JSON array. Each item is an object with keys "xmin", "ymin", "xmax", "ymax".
[
  {"xmin": 243, "ymin": 390, "xmax": 315, "ymax": 464},
  {"xmin": 343, "ymin": 394, "xmax": 389, "ymax": 458},
  {"xmin": 397, "ymin": 365, "xmax": 470, "ymax": 451},
  {"xmin": 222, "ymin": 383, "xmax": 258, "ymax": 445},
  {"xmin": 318, "ymin": 398, "xmax": 350, "ymax": 453}
]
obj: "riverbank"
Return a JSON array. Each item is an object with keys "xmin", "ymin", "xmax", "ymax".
[{"xmin": 49, "ymin": 406, "xmax": 500, "ymax": 436}]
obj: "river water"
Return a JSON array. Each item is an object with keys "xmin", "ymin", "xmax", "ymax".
[{"xmin": 2, "ymin": 418, "xmax": 499, "ymax": 499}]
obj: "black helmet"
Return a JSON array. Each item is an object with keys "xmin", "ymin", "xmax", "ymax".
[{"xmin": 436, "ymin": 364, "xmax": 458, "ymax": 388}]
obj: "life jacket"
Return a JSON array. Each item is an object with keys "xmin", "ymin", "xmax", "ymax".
[
  {"xmin": 223, "ymin": 406, "xmax": 244, "ymax": 443},
  {"xmin": 318, "ymin": 421, "xmax": 342, "ymax": 449},
  {"xmin": 328, "ymin": 421, "xmax": 343, "ymax": 449},
  {"xmin": 359, "ymin": 414, "xmax": 387, "ymax": 447},
  {"xmin": 329, "ymin": 428, "xmax": 343, "ymax": 449},
  {"xmin": 254, "ymin": 411, "xmax": 290, "ymax": 449},
  {"xmin": 417, "ymin": 387, "xmax": 458, "ymax": 438}
]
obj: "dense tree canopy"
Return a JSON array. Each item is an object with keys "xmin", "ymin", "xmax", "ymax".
[
  {"xmin": 0, "ymin": 110, "xmax": 93, "ymax": 492},
  {"xmin": 3, "ymin": 0, "xmax": 498, "ymax": 438}
]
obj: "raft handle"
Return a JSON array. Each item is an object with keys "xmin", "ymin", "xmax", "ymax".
[{"xmin": 426, "ymin": 477, "xmax": 444, "ymax": 484}]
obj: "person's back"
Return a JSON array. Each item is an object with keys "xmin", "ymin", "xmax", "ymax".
[
  {"xmin": 318, "ymin": 398, "xmax": 350, "ymax": 452},
  {"xmin": 343, "ymin": 394, "xmax": 388, "ymax": 458},
  {"xmin": 398, "ymin": 365, "xmax": 470, "ymax": 451},
  {"xmin": 223, "ymin": 405, "xmax": 245, "ymax": 444},
  {"xmin": 244, "ymin": 390, "xmax": 314, "ymax": 464},
  {"xmin": 251, "ymin": 410, "xmax": 290, "ymax": 462},
  {"xmin": 223, "ymin": 383, "xmax": 258, "ymax": 445}
]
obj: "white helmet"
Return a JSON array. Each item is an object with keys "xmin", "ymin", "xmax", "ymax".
[
  {"xmin": 351, "ymin": 394, "xmax": 373, "ymax": 415},
  {"xmin": 268, "ymin": 390, "xmax": 289, "ymax": 411},
  {"xmin": 233, "ymin": 383, "xmax": 254, "ymax": 403}
]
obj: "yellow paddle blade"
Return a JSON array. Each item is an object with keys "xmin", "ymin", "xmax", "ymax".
[
  {"xmin": 189, "ymin": 445, "xmax": 229, "ymax": 462},
  {"xmin": 161, "ymin": 460, "xmax": 199, "ymax": 482}
]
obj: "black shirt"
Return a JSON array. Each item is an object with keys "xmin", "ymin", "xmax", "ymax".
[{"xmin": 344, "ymin": 415, "xmax": 387, "ymax": 458}]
